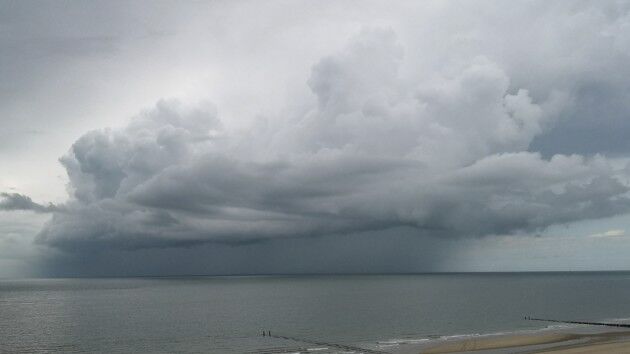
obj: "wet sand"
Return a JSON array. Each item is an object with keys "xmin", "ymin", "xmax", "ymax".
[
  {"xmin": 413, "ymin": 330, "xmax": 630, "ymax": 354},
  {"xmin": 420, "ymin": 333, "xmax": 582, "ymax": 353}
]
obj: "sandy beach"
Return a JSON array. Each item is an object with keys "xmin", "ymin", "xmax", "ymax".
[{"xmin": 410, "ymin": 330, "xmax": 630, "ymax": 354}]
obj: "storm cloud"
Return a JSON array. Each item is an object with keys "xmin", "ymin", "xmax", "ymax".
[
  {"xmin": 0, "ymin": 193, "xmax": 58, "ymax": 213},
  {"xmin": 34, "ymin": 24, "xmax": 630, "ymax": 252},
  {"xmin": 3, "ymin": 1, "xmax": 630, "ymax": 275}
]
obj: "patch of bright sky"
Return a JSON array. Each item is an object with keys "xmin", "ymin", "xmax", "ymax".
[{"xmin": 442, "ymin": 214, "xmax": 630, "ymax": 272}]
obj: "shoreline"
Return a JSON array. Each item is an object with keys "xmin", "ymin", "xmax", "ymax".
[{"xmin": 389, "ymin": 328, "xmax": 630, "ymax": 354}]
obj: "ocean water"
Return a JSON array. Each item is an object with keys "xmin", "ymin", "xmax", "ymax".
[{"xmin": 2, "ymin": 272, "xmax": 630, "ymax": 353}]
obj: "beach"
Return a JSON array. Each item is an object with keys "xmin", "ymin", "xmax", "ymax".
[{"xmin": 398, "ymin": 329, "xmax": 630, "ymax": 354}]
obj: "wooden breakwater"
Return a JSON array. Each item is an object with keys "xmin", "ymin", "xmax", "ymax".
[{"xmin": 526, "ymin": 316, "xmax": 630, "ymax": 328}]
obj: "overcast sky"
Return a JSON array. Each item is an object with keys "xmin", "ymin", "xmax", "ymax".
[{"xmin": 3, "ymin": 0, "xmax": 630, "ymax": 277}]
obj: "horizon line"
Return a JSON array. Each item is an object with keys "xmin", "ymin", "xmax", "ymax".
[{"xmin": 7, "ymin": 269, "xmax": 630, "ymax": 280}]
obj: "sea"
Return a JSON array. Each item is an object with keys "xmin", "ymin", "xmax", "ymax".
[{"xmin": 2, "ymin": 272, "xmax": 630, "ymax": 353}]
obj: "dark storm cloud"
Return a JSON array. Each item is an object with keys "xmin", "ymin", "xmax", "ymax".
[
  {"xmin": 0, "ymin": 193, "xmax": 58, "ymax": 213},
  {"xmin": 27, "ymin": 24, "xmax": 630, "ymax": 253}
]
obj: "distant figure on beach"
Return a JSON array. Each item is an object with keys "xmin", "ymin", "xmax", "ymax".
[
  {"xmin": 262, "ymin": 330, "xmax": 265, "ymax": 337},
  {"xmin": 268, "ymin": 330, "xmax": 271, "ymax": 336}
]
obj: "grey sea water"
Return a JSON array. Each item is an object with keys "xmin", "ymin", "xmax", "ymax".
[{"xmin": 2, "ymin": 272, "xmax": 630, "ymax": 353}]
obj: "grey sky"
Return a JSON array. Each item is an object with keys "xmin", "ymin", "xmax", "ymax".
[{"xmin": 2, "ymin": 1, "xmax": 630, "ymax": 277}]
